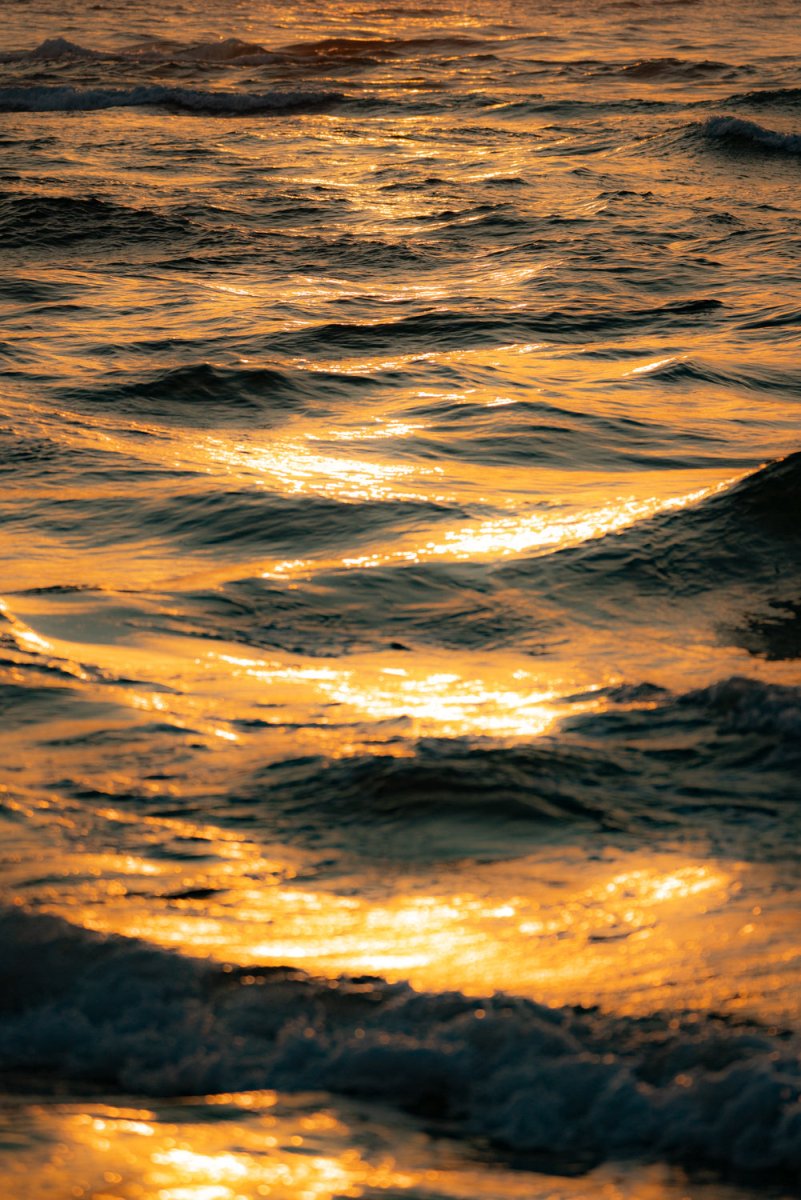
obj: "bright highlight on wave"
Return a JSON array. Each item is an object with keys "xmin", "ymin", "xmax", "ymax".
[
  {"xmin": 206, "ymin": 435, "xmax": 442, "ymax": 503},
  {"xmin": 49, "ymin": 828, "xmax": 736, "ymax": 1014},
  {"xmin": 263, "ymin": 478, "xmax": 735, "ymax": 577},
  {"xmin": 213, "ymin": 649, "xmax": 598, "ymax": 737}
]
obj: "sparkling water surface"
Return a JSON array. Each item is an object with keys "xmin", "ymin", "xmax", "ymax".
[{"xmin": 1, "ymin": 0, "xmax": 801, "ymax": 1195}]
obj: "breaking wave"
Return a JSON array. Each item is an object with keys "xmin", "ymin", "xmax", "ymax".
[
  {"xmin": 699, "ymin": 115, "xmax": 801, "ymax": 155},
  {"xmin": 1, "ymin": 907, "xmax": 799, "ymax": 1182}
]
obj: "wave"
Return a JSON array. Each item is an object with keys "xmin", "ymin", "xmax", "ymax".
[
  {"xmin": 164, "ymin": 453, "xmax": 801, "ymax": 662},
  {"xmin": 0, "ymin": 32, "xmax": 484, "ymax": 69},
  {"xmin": 197, "ymin": 559, "xmax": 552, "ymax": 656},
  {"xmin": 622, "ymin": 354, "xmax": 801, "ymax": 396},
  {"xmin": 615, "ymin": 56, "xmax": 741, "ymax": 80},
  {"xmin": 561, "ymin": 56, "xmax": 745, "ymax": 82},
  {"xmin": 1, "ymin": 906, "xmax": 799, "ymax": 1181},
  {"xmin": 503, "ymin": 452, "xmax": 801, "ymax": 604},
  {"xmin": 0, "ymin": 34, "xmax": 282, "ymax": 67},
  {"xmin": 401, "ymin": 393, "xmax": 736, "ymax": 471},
  {"xmin": 726, "ymin": 87, "xmax": 801, "ymax": 110},
  {"xmin": 491, "ymin": 96, "xmax": 674, "ymax": 119},
  {"xmin": 699, "ymin": 115, "xmax": 801, "ymax": 155},
  {"xmin": 0, "ymin": 36, "xmax": 116, "ymax": 62},
  {"xmin": 682, "ymin": 675, "xmax": 801, "ymax": 741},
  {"xmin": 0, "ymin": 84, "xmax": 343, "ymax": 115},
  {"xmin": 248, "ymin": 741, "xmax": 632, "ymax": 858},
  {"xmin": 729, "ymin": 599, "xmax": 801, "ymax": 662},
  {"xmin": 265, "ymin": 298, "xmax": 725, "ymax": 357},
  {"xmin": 630, "ymin": 449, "xmax": 800, "ymax": 563},
  {"xmin": 4, "ymin": 482, "xmax": 456, "ymax": 558},
  {"xmin": 568, "ymin": 675, "xmax": 801, "ymax": 777},
  {"xmin": 68, "ymin": 361, "xmax": 307, "ymax": 418},
  {"xmin": 0, "ymin": 192, "xmax": 199, "ymax": 247},
  {"xmin": 55, "ymin": 360, "xmax": 378, "ymax": 423},
  {"xmin": 0, "ymin": 425, "xmax": 69, "ymax": 472},
  {"xmin": 273, "ymin": 32, "xmax": 485, "ymax": 66},
  {"xmin": 0, "ymin": 681, "xmax": 85, "ymax": 729},
  {"xmin": 229, "ymin": 674, "xmax": 801, "ymax": 862},
  {"xmin": 0, "ymin": 426, "xmax": 180, "ymax": 493}
]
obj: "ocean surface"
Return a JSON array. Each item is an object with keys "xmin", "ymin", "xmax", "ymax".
[{"xmin": 1, "ymin": 0, "xmax": 801, "ymax": 1195}]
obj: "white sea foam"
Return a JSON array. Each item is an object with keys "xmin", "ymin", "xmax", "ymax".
[
  {"xmin": 702, "ymin": 115, "xmax": 801, "ymax": 154},
  {"xmin": 1, "ymin": 907, "xmax": 799, "ymax": 1179}
]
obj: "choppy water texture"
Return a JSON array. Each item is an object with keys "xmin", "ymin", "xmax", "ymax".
[{"xmin": 1, "ymin": 0, "xmax": 801, "ymax": 1195}]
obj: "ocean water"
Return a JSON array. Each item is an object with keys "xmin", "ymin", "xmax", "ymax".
[{"xmin": 1, "ymin": 0, "xmax": 801, "ymax": 1195}]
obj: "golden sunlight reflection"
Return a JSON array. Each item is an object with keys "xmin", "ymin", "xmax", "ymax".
[
  {"xmin": 0, "ymin": 1093, "xmax": 749, "ymax": 1200},
  {"xmin": 332, "ymin": 482, "xmax": 727, "ymax": 573},
  {"xmin": 307, "ymin": 419, "xmax": 426, "ymax": 442},
  {"xmin": 49, "ymin": 838, "xmax": 796, "ymax": 1020},
  {"xmin": 0, "ymin": 390, "xmax": 753, "ymax": 599},
  {"xmin": 213, "ymin": 648, "xmax": 601, "ymax": 738},
  {"xmin": 197, "ymin": 438, "xmax": 737, "ymax": 580},
  {"xmin": 204, "ymin": 434, "xmax": 443, "ymax": 504}
]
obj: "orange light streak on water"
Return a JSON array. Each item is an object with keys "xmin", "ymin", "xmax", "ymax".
[
  {"xmin": 20, "ymin": 825, "xmax": 795, "ymax": 1021},
  {"xmin": 0, "ymin": 1094, "xmax": 756, "ymax": 1200}
]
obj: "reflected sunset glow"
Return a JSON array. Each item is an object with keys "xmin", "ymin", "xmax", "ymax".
[
  {"xmin": 0, "ymin": 1094, "xmax": 739, "ymax": 1200},
  {"xmin": 27, "ymin": 828, "xmax": 794, "ymax": 1020},
  {"xmin": 214, "ymin": 649, "xmax": 593, "ymax": 737},
  {"xmin": 207, "ymin": 436, "xmax": 440, "ymax": 504},
  {"xmin": 3, "ymin": 0, "xmax": 801, "ymax": 1191},
  {"xmin": 334, "ymin": 482, "xmax": 728, "ymax": 572}
]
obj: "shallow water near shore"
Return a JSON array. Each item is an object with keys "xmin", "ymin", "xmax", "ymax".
[{"xmin": 1, "ymin": 0, "xmax": 801, "ymax": 1194}]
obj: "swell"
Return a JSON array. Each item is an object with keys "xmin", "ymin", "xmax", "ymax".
[
  {"xmin": 227, "ymin": 675, "xmax": 801, "ymax": 861},
  {"xmin": 185, "ymin": 562, "xmax": 554, "ymax": 656},
  {"xmin": 0, "ymin": 682, "xmax": 99, "ymax": 729},
  {"xmin": 400, "ymin": 394, "xmax": 734, "ymax": 471},
  {"xmin": 727, "ymin": 87, "xmax": 801, "ymax": 110},
  {"xmin": 0, "ymin": 486, "xmax": 461, "ymax": 556},
  {"xmin": 503, "ymin": 452, "xmax": 801, "ymax": 603},
  {"xmin": 0, "ymin": 32, "xmax": 486, "ymax": 69},
  {"xmin": 49, "ymin": 359, "xmax": 387, "ymax": 425},
  {"xmin": 264, "ymin": 299, "xmax": 726, "ymax": 357},
  {"xmin": 621, "ymin": 355, "xmax": 801, "ymax": 396},
  {"xmin": 245, "ymin": 741, "xmax": 634, "ymax": 855},
  {"xmin": 0, "ymin": 192, "xmax": 201, "ymax": 248},
  {"xmin": 272, "ymin": 32, "xmax": 487, "ymax": 67},
  {"xmin": 189, "ymin": 453, "xmax": 801, "ymax": 658},
  {"xmin": 55, "ymin": 361, "xmax": 343, "ymax": 422},
  {"xmin": 1, "ymin": 907, "xmax": 799, "ymax": 1182},
  {"xmin": 697, "ymin": 115, "xmax": 801, "ymax": 155},
  {"xmin": 558, "ymin": 55, "xmax": 747, "ymax": 82},
  {"xmin": 0, "ymin": 426, "xmax": 186, "ymax": 485},
  {"xmin": 0, "ymin": 84, "xmax": 343, "ymax": 115}
]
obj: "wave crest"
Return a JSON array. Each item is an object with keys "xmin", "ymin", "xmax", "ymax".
[
  {"xmin": 700, "ymin": 115, "xmax": 801, "ymax": 155},
  {"xmin": 0, "ymin": 32, "xmax": 483, "ymax": 68},
  {"xmin": 0, "ymin": 192, "xmax": 196, "ymax": 246},
  {"xmin": 504, "ymin": 452, "xmax": 801, "ymax": 602},
  {"xmin": 1, "ymin": 907, "xmax": 800, "ymax": 1180},
  {"xmin": 0, "ymin": 84, "xmax": 343, "ymax": 115}
]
